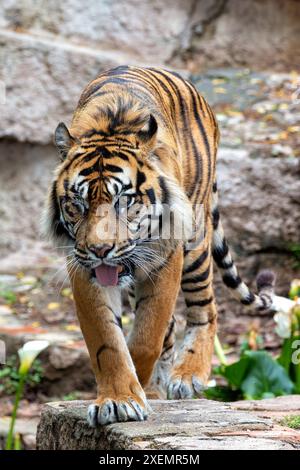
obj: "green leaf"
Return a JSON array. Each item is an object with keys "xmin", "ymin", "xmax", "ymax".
[
  {"xmin": 241, "ymin": 351, "xmax": 294, "ymax": 399},
  {"xmin": 218, "ymin": 355, "xmax": 251, "ymax": 389},
  {"xmin": 204, "ymin": 386, "xmax": 241, "ymax": 402},
  {"xmin": 277, "ymin": 338, "xmax": 293, "ymax": 372}
]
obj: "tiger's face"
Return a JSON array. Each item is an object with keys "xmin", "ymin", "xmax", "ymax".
[{"xmin": 45, "ymin": 112, "xmax": 192, "ymax": 288}]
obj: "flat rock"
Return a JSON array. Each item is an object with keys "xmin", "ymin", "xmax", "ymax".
[{"xmin": 36, "ymin": 397, "xmax": 300, "ymax": 450}]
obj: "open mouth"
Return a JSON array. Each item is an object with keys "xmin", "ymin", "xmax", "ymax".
[{"xmin": 91, "ymin": 263, "xmax": 132, "ymax": 287}]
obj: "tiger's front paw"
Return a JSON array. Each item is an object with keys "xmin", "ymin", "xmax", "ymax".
[
  {"xmin": 167, "ymin": 374, "xmax": 206, "ymax": 399},
  {"xmin": 87, "ymin": 395, "xmax": 149, "ymax": 426}
]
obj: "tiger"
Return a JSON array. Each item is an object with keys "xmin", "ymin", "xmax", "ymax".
[{"xmin": 44, "ymin": 65, "xmax": 275, "ymax": 426}]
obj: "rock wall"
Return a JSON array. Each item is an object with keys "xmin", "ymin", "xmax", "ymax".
[
  {"xmin": 1, "ymin": 0, "xmax": 299, "ymax": 142},
  {"xmin": 0, "ymin": 0, "xmax": 193, "ymax": 65},
  {"xmin": 182, "ymin": 0, "xmax": 300, "ymax": 72}
]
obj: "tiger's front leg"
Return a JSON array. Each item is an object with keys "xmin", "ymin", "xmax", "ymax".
[
  {"xmin": 69, "ymin": 267, "xmax": 148, "ymax": 426},
  {"xmin": 128, "ymin": 246, "xmax": 183, "ymax": 395}
]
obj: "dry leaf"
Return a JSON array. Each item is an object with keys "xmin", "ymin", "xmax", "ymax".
[
  {"xmin": 212, "ymin": 78, "xmax": 226, "ymax": 85},
  {"xmin": 65, "ymin": 324, "xmax": 80, "ymax": 332},
  {"xmin": 214, "ymin": 87, "xmax": 226, "ymax": 94},
  {"xmin": 61, "ymin": 287, "xmax": 72, "ymax": 298},
  {"xmin": 47, "ymin": 302, "xmax": 60, "ymax": 310}
]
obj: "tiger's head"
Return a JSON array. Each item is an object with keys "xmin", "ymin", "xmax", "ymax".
[{"xmin": 44, "ymin": 95, "xmax": 193, "ymax": 287}]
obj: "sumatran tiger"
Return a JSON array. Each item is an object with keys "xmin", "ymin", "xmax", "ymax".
[{"xmin": 44, "ymin": 65, "xmax": 275, "ymax": 426}]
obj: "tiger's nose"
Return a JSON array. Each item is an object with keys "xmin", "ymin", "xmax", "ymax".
[{"xmin": 89, "ymin": 244, "xmax": 112, "ymax": 258}]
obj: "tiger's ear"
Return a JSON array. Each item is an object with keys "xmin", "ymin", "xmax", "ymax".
[
  {"xmin": 54, "ymin": 122, "xmax": 77, "ymax": 160},
  {"xmin": 137, "ymin": 114, "xmax": 158, "ymax": 148}
]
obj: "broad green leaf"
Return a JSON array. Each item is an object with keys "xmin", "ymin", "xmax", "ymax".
[
  {"xmin": 219, "ymin": 355, "xmax": 251, "ymax": 389},
  {"xmin": 241, "ymin": 351, "xmax": 294, "ymax": 399}
]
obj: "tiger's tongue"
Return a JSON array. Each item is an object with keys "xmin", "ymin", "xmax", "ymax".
[{"xmin": 95, "ymin": 265, "xmax": 119, "ymax": 287}]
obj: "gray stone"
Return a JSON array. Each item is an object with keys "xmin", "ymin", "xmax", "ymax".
[
  {"xmin": 36, "ymin": 398, "xmax": 300, "ymax": 450},
  {"xmin": 1, "ymin": 0, "xmax": 299, "ymax": 145},
  {"xmin": 49, "ymin": 346, "xmax": 83, "ymax": 370},
  {"xmin": 152, "ymin": 435, "xmax": 294, "ymax": 450},
  {"xmin": 0, "ymin": 140, "xmax": 57, "ymax": 270},
  {"xmin": 0, "ymin": 29, "xmax": 135, "ymax": 144},
  {"xmin": 233, "ymin": 395, "xmax": 300, "ymax": 413},
  {"xmin": 187, "ymin": 0, "xmax": 300, "ymax": 72},
  {"xmin": 0, "ymin": 0, "xmax": 193, "ymax": 65},
  {"xmin": 217, "ymin": 147, "xmax": 300, "ymax": 253}
]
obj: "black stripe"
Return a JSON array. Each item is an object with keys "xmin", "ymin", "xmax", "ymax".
[
  {"xmin": 114, "ymin": 150, "xmax": 129, "ymax": 161},
  {"xmin": 112, "ymin": 402, "xmax": 120, "ymax": 421},
  {"xmin": 163, "ymin": 318, "xmax": 175, "ymax": 344},
  {"xmin": 213, "ymin": 181, "xmax": 218, "ymax": 193},
  {"xmin": 146, "ymin": 187, "xmax": 156, "ymax": 204},
  {"xmin": 96, "ymin": 345, "xmax": 110, "ymax": 371},
  {"xmin": 222, "ymin": 273, "xmax": 242, "ymax": 289},
  {"xmin": 186, "ymin": 297, "xmax": 213, "ymax": 308},
  {"xmin": 151, "ymin": 69, "xmax": 199, "ymax": 199},
  {"xmin": 79, "ymin": 166, "xmax": 97, "ymax": 177},
  {"xmin": 182, "ymin": 265, "xmax": 211, "ymax": 284},
  {"xmin": 136, "ymin": 170, "xmax": 146, "ymax": 193},
  {"xmin": 161, "ymin": 344, "xmax": 174, "ymax": 355},
  {"xmin": 189, "ymin": 85, "xmax": 211, "ymax": 201},
  {"xmin": 183, "ymin": 250, "xmax": 208, "ymax": 274},
  {"xmin": 77, "ymin": 149, "xmax": 100, "ymax": 163},
  {"xmin": 110, "ymin": 317, "xmax": 122, "ymax": 329},
  {"xmin": 187, "ymin": 320, "xmax": 210, "ymax": 327},
  {"xmin": 182, "ymin": 283, "xmax": 209, "ymax": 293},
  {"xmin": 166, "ymin": 69, "xmax": 210, "ymax": 200},
  {"xmin": 106, "ymin": 65, "xmax": 130, "ymax": 76},
  {"xmin": 158, "ymin": 176, "xmax": 169, "ymax": 204},
  {"xmin": 81, "ymin": 128, "xmax": 108, "ymax": 139},
  {"xmin": 212, "ymin": 239, "xmax": 234, "ymax": 270},
  {"xmin": 146, "ymin": 69, "xmax": 179, "ymax": 123},
  {"xmin": 81, "ymin": 77, "xmax": 131, "ymax": 106},
  {"xmin": 212, "ymin": 207, "xmax": 220, "ymax": 230},
  {"xmin": 49, "ymin": 182, "xmax": 73, "ymax": 240},
  {"xmin": 108, "ymin": 175, "xmax": 126, "ymax": 186},
  {"xmin": 241, "ymin": 292, "xmax": 255, "ymax": 305},
  {"xmin": 105, "ymin": 164, "xmax": 122, "ymax": 173},
  {"xmin": 63, "ymin": 179, "xmax": 69, "ymax": 191}
]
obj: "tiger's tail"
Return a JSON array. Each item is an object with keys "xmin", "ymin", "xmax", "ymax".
[{"xmin": 211, "ymin": 182, "xmax": 275, "ymax": 311}]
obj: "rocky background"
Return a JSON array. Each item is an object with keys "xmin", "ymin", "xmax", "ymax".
[
  {"xmin": 0, "ymin": 0, "xmax": 299, "ymax": 285},
  {"xmin": 0, "ymin": 1, "xmax": 300, "ymax": 447}
]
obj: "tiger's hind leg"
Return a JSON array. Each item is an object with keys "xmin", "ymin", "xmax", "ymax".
[
  {"xmin": 168, "ymin": 234, "xmax": 217, "ymax": 399},
  {"xmin": 145, "ymin": 316, "xmax": 176, "ymax": 399}
]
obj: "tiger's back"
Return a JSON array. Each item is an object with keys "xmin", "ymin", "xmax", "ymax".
[{"xmin": 72, "ymin": 66, "xmax": 218, "ymax": 206}]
